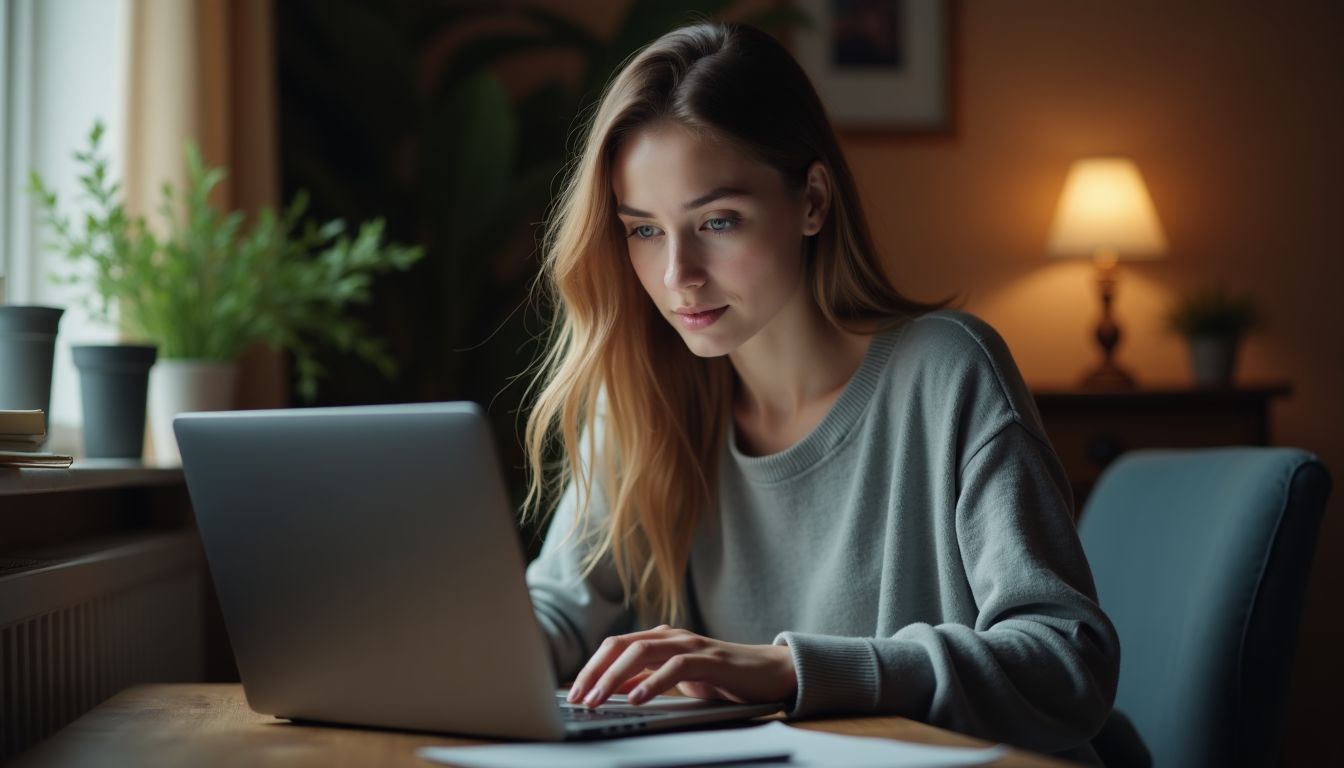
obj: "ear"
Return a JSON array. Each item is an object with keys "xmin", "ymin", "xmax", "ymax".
[{"xmin": 801, "ymin": 160, "xmax": 831, "ymax": 237}]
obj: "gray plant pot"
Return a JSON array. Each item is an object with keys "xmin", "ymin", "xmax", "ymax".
[
  {"xmin": 0, "ymin": 306, "xmax": 65, "ymax": 429},
  {"xmin": 72, "ymin": 344, "xmax": 157, "ymax": 459},
  {"xmin": 1188, "ymin": 334, "xmax": 1239, "ymax": 387}
]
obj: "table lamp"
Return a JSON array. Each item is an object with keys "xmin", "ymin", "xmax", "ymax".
[{"xmin": 1047, "ymin": 157, "xmax": 1168, "ymax": 390}]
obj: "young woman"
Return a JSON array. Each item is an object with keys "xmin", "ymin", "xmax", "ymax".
[{"xmin": 521, "ymin": 21, "xmax": 1134, "ymax": 765}]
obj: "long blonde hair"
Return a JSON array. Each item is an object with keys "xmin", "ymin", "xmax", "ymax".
[{"xmin": 522, "ymin": 22, "xmax": 948, "ymax": 625}]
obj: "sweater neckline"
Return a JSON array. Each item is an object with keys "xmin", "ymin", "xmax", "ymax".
[{"xmin": 727, "ymin": 325, "xmax": 902, "ymax": 483}]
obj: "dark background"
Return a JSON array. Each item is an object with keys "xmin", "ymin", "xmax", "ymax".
[{"xmin": 273, "ymin": 0, "xmax": 805, "ymax": 552}]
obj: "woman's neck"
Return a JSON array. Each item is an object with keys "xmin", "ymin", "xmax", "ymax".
[{"xmin": 728, "ymin": 294, "xmax": 874, "ymax": 438}]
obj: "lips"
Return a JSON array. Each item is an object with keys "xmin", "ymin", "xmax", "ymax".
[
  {"xmin": 674, "ymin": 305, "xmax": 728, "ymax": 330},
  {"xmin": 673, "ymin": 305, "xmax": 727, "ymax": 315}
]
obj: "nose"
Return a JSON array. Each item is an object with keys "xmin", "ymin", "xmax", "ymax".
[{"xmin": 663, "ymin": 235, "xmax": 707, "ymax": 291}]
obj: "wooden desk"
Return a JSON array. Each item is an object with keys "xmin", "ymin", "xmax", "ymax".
[{"xmin": 13, "ymin": 684, "xmax": 1079, "ymax": 767}]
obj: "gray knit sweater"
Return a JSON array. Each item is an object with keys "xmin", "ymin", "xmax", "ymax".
[{"xmin": 526, "ymin": 310, "xmax": 1124, "ymax": 764}]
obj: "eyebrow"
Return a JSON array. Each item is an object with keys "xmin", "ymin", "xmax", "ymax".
[{"xmin": 616, "ymin": 186, "xmax": 752, "ymax": 218}]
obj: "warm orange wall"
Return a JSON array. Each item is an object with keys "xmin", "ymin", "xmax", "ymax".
[
  {"xmin": 506, "ymin": 1, "xmax": 1342, "ymax": 762},
  {"xmin": 839, "ymin": 3, "xmax": 1341, "ymax": 763}
]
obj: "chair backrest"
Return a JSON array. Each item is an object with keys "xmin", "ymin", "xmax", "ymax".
[{"xmin": 1078, "ymin": 447, "xmax": 1330, "ymax": 768}]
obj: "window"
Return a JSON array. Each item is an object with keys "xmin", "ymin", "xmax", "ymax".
[
  {"xmin": 3, "ymin": 0, "xmax": 129, "ymax": 446},
  {"xmin": 0, "ymin": 0, "xmax": 14, "ymax": 304}
]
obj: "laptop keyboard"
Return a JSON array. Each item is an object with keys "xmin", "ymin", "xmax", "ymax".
[{"xmin": 560, "ymin": 706, "xmax": 655, "ymax": 722}]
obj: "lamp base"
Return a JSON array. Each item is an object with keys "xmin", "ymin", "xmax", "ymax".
[
  {"xmin": 1079, "ymin": 255, "xmax": 1137, "ymax": 391},
  {"xmin": 1079, "ymin": 361, "xmax": 1137, "ymax": 391}
]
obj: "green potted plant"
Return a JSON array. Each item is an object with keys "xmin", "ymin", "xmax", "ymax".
[
  {"xmin": 1165, "ymin": 285, "xmax": 1261, "ymax": 387},
  {"xmin": 30, "ymin": 122, "xmax": 423, "ymax": 461}
]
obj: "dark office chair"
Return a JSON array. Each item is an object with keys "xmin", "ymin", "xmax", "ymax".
[{"xmin": 1078, "ymin": 447, "xmax": 1331, "ymax": 768}]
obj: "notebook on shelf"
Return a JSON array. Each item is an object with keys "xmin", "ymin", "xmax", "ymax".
[
  {"xmin": 0, "ymin": 410, "xmax": 70, "ymax": 465},
  {"xmin": 0, "ymin": 409, "xmax": 46, "ymax": 449},
  {"xmin": 0, "ymin": 451, "xmax": 74, "ymax": 468}
]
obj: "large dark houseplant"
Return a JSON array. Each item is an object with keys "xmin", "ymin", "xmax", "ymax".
[{"xmin": 277, "ymin": 0, "xmax": 809, "ymax": 538}]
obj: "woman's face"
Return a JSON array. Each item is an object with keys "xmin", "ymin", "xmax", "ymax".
[{"xmin": 612, "ymin": 122, "xmax": 828, "ymax": 358}]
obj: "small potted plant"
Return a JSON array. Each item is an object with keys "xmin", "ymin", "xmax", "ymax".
[
  {"xmin": 1165, "ymin": 285, "xmax": 1261, "ymax": 387},
  {"xmin": 30, "ymin": 122, "xmax": 423, "ymax": 461}
]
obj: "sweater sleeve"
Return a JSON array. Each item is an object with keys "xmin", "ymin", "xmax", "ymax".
[
  {"xmin": 774, "ymin": 419, "xmax": 1121, "ymax": 754},
  {"xmin": 524, "ymin": 419, "xmax": 636, "ymax": 682}
]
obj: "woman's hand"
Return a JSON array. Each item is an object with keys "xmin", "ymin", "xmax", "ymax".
[{"xmin": 565, "ymin": 625, "xmax": 797, "ymax": 708}]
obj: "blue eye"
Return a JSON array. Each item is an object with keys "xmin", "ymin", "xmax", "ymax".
[
  {"xmin": 629, "ymin": 224, "xmax": 660, "ymax": 240},
  {"xmin": 705, "ymin": 217, "xmax": 737, "ymax": 233}
]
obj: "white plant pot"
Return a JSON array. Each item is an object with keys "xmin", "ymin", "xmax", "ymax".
[{"xmin": 149, "ymin": 359, "xmax": 237, "ymax": 464}]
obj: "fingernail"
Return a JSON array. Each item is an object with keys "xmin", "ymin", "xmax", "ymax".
[
  {"xmin": 584, "ymin": 687, "xmax": 603, "ymax": 707},
  {"xmin": 566, "ymin": 687, "xmax": 581, "ymax": 703},
  {"xmin": 629, "ymin": 686, "xmax": 648, "ymax": 705}
]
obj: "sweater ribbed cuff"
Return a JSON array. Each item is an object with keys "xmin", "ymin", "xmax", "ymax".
[{"xmin": 773, "ymin": 631, "xmax": 881, "ymax": 719}]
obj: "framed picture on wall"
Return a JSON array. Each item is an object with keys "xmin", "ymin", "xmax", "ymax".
[{"xmin": 791, "ymin": 0, "xmax": 955, "ymax": 133}]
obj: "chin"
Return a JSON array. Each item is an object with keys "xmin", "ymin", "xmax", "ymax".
[{"xmin": 676, "ymin": 329, "xmax": 737, "ymax": 359}]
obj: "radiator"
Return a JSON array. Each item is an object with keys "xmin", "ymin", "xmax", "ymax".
[{"xmin": 0, "ymin": 532, "xmax": 205, "ymax": 762}]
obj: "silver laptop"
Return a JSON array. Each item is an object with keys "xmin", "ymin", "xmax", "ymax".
[{"xmin": 174, "ymin": 402, "xmax": 780, "ymax": 740}]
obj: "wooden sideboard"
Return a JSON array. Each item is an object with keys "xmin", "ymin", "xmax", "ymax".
[{"xmin": 1031, "ymin": 383, "xmax": 1292, "ymax": 514}]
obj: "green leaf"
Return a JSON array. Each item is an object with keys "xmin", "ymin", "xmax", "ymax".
[
  {"xmin": 420, "ymin": 72, "xmax": 516, "ymax": 253},
  {"xmin": 433, "ymin": 34, "xmax": 572, "ymax": 103},
  {"xmin": 1166, "ymin": 286, "xmax": 1261, "ymax": 338}
]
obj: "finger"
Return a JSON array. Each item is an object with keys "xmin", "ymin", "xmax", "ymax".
[
  {"xmin": 614, "ymin": 669, "xmax": 655, "ymax": 694},
  {"xmin": 627, "ymin": 653, "xmax": 717, "ymax": 706},
  {"xmin": 568, "ymin": 626, "xmax": 672, "ymax": 703},
  {"xmin": 567, "ymin": 625, "xmax": 675, "ymax": 703},
  {"xmin": 584, "ymin": 637, "xmax": 690, "ymax": 708}
]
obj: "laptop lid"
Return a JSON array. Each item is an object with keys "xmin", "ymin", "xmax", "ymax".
[
  {"xmin": 176, "ymin": 402, "xmax": 568, "ymax": 740},
  {"xmin": 175, "ymin": 403, "xmax": 779, "ymax": 741}
]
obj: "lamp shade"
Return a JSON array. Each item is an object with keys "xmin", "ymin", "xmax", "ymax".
[{"xmin": 1047, "ymin": 158, "xmax": 1168, "ymax": 260}]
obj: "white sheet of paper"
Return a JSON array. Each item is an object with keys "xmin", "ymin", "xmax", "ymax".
[{"xmin": 417, "ymin": 720, "xmax": 1010, "ymax": 768}]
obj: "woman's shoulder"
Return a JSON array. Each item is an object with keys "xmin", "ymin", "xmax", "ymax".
[
  {"xmin": 888, "ymin": 309, "xmax": 1018, "ymax": 374},
  {"xmin": 880, "ymin": 309, "xmax": 1041, "ymax": 430}
]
